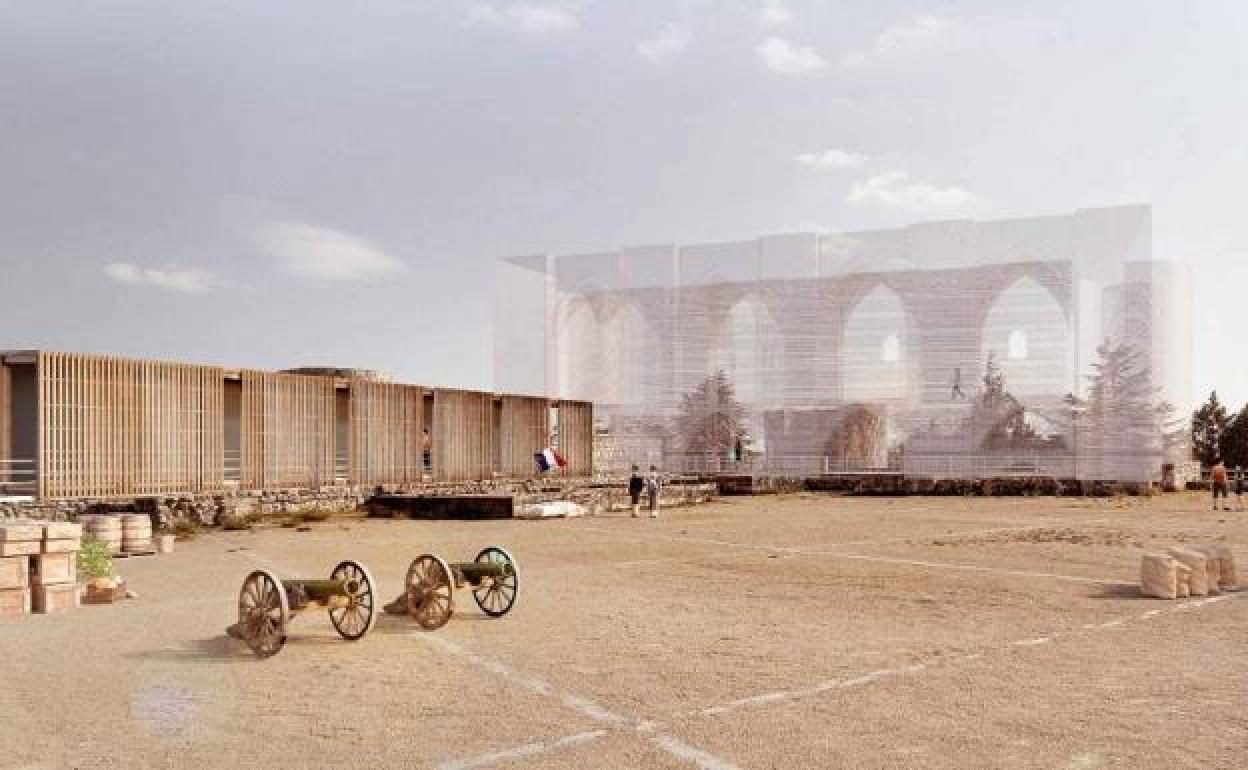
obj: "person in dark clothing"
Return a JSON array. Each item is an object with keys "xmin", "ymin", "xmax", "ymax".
[
  {"xmin": 1235, "ymin": 466, "xmax": 1246, "ymax": 512},
  {"xmin": 628, "ymin": 464, "xmax": 645, "ymax": 518}
]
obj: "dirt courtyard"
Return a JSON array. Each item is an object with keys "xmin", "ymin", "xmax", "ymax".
[{"xmin": 2, "ymin": 492, "xmax": 1245, "ymax": 769}]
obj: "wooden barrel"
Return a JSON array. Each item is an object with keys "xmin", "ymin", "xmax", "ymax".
[
  {"xmin": 83, "ymin": 515, "xmax": 123, "ymax": 554},
  {"xmin": 122, "ymin": 514, "xmax": 152, "ymax": 553}
]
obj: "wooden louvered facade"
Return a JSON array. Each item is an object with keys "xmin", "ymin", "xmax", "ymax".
[
  {"xmin": 35, "ymin": 352, "xmax": 224, "ymax": 498},
  {"xmin": 0, "ymin": 350, "xmax": 591, "ymax": 499},
  {"xmin": 0, "ymin": 362, "xmax": 10, "ymax": 486},
  {"xmin": 349, "ymin": 381, "xmax": 424, "ymax": 486}
]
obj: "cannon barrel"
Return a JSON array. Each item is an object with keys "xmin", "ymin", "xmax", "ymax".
[
  {"xmin": 452, "ymin": 561, "xmax": 513, "ymax": 584},
  {"xmin": 282, "ymin": 578, "xmax": 354, "ymax": 602}
]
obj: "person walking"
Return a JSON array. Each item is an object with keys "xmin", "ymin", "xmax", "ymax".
[
  {"xmin": 628, "ymin": 464, "xmax": 645, "ymax": 518},
  {"xmin": 1235, "ymin": 465, "xmax": 1246, "ymax": 512},
  {"xmin": 1210, "ymin": 458, "xmax": 1230, "ymax": 511},
  {"xmin": 646, "ymin": 465, "xmax": 661, "ymax": 519}
]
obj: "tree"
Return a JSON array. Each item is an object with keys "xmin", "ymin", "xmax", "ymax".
[
  {"xmin": 973, "ymin": 352, "xmax": 1043, "ymax": 450},
  {"xmin": 672, "ymin": 370, "xmax": 745, "ymax": 469},
  {"xmin": 1220, "ymin": 405, "xmax": 1248, "ymax": 470},
  {"xmin": 831, "ymin": 405, "xmax": 886, "ymax": 467},
  {"xmin": 1191, "ymin": 390, "xmax": 1230, "ymax": 466},
  {"xmin": 1069, "ymin": 340, "xmax": 1185, "ymax": 480}
]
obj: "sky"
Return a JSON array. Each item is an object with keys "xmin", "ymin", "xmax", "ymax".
[{"xmin": 1, "ymin": 1, "xmax": 1246, "ymax": 409}]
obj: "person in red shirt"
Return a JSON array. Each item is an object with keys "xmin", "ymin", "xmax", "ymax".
[{"xmin": 1210, "ymin": 459, "xmax": 1230, "ymax": 511}]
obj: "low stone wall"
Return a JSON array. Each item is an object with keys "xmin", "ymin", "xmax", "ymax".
[
  {"xmin": 0, "ymin": 476, "xmax": 722, "ymax": 526},
  {"xmin": 805, "ymin": 475, "xmax": 1159, "ymax": 497}
]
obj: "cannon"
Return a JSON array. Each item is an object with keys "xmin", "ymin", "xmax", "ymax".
[
  {"xmin": 392, "ymin": 546, "xmax": 519, "ymax": 630},
  {"xmin": 232, "ymin": 560, "xmax": 378, "ymax": 657}
]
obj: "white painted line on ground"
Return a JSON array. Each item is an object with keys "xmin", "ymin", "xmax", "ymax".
[
  {"xmin": 788, "ymin": 524, "xmax": 1063, "ymax": 550},
  {"xmin": 570, "ymin": 524, "xmax": 1137, "ymax": 586},
  {"xmin": 673, "ymin": 592, "xmax": 1243, "ymax": 722},
  {"xmin": 419, "ymin": 634, "xmax": 740, "ymax": 770},
  {"xmin": 650, "ymin": 733, "xmax": 741, "ymax": 770},
  {"xmin": 810, "ymin": 551, "xmax": 1136, "ymax": 586},
  {"xmin": 436, "ymin": 730, "xmax": 608, "ymax": 770}
]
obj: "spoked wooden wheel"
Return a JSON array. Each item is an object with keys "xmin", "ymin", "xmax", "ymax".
[
  {"xmin": 328, "ymin": 560, "xmax": 377, "ymax": 641},
  {"xmin": 238, "ymin": 570, "xmax": 289, "ymax": 658},
  {"xmin": 472, "ymin": 546, "xmax": 519, "ymax": 618},
  {"xmin": 407, "ymin": 554, "xmax": 454, "ymax": 630}
]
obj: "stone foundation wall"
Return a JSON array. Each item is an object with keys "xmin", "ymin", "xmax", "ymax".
[{"xmin": 0, "ymin": 476, "xmax": 720, "ymax": 525}]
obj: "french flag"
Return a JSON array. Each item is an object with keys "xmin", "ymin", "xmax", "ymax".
[{"xmin": 534, "ymin": 447, "xmax": 568, "ymax": 472}]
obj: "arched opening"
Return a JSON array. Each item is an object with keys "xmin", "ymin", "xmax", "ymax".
[
  {"xmin": 557, "ymin": 300, "xmax": 605, "ymax": 403},
  {"xmin": 980, "ymin": 276, "xmax": 1070, "ymax": 400},
  {"xmin": 707, "ymin": 297, "xmax": 783, "ymax": 451},
  {"xmin": 842, "ymin": 285, "xmax": 913, "ymax": 404},
  {"xmin": 603, "ymin": 303, "xmax": 650, "ymax": 409}
]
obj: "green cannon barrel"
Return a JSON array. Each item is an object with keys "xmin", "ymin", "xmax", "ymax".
[
  {"xmin": 282, "ymin": 578, "xmax": 353, "ymax": 602},
  {"xmin": 453, "ymin": 562, "xmax": 513, "ymax": 583}
]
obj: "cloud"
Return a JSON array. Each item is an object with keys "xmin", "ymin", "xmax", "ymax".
[
  {"xmin": 637, "ymin": 25, "xmax": 689, "ymax": 63},
  {"xmin": 840, "ymin": 16, "xmax": 953, "ymax": 68},
  {"xmin": 103, "ymin": 262, "xmax": 215, "ymax": 292},
  {"xmin": 758, "ymin": 1, "xmax": 792, "ymax": 27},
  {"xmin": 467, "ymin": 2, "xmax": 580, "ymax": 34},
  {"xmin": 795, "ymin": 148, "xmax": 867, "ymax": 170},
  {"xmin": 256, "ymin": 223, "xmax": 407, "ymax": 281},
  {"xmin": 846, "ymin": 171, "xmax": 975, "ymax": 212},
  {"xmin": 755, "ymin": 36, "xmax": 827, "ymax": 76}
]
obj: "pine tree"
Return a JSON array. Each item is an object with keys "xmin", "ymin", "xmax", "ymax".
[
  {"xmin": 1220, "ymin": 405, "xmax": 1248, "ymax": 470},
  {"xmin": 973, "ymin": 352, "xmax": 1040, "ymax": 450},
  {"xmin": 1191, "ymin": 390, "xmax": 1230, "ymax": 466},
  {"xmin": 1069, "ymin": 340, "xmax": 1184, "ymax": 480},
  {"xmin": 673, "ymin": 370, "xmax": 746, "ymax": 468}
]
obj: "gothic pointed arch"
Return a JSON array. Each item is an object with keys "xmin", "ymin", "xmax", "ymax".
[
  {"xmin": 979, "ymin": 276, "xmax": 1071, "ymax": 399},
  {"xmin": 841, "ymin": 284, "xmax": 915, "ymax": 404}
]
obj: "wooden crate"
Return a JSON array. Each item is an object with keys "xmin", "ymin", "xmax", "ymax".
[
  {"xmin": 0, "ymin": 587, "xmax": 30, "ymax": 617},
  {"xmin": 83, "ymin": 580, "xmax": 128, "ymax": 605},
  {"xmin": 43, "ymin": 522, "xmax": 82, "ymax": 540},
  {"xmin": 0, "ymin": 556, "xmax": 29, "ymax": 590},
  {"xmin": 32, "ymin": 582, "xmax": 78, "ymax": 614},
  {"xmin": 0, "ymin": 540, "xmax": 40, "ymax": 557},
  {"xmin": 0, "ymin": 523, "xmax": 43, "ymax": 542},
  {"xmin": 42, "ymin": 538, "xmax": 81, "ymax": 554},
  {"xmin": 0, "ymin": 523, "xmax": 42, "ymax": 557},
  {"xmin": 31, "ymin": 552, "xmax": 75, "ymax": 585}
]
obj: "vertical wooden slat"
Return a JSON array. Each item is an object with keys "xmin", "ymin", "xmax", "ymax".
[{"xmin": 0, "ymin": 362, "xmax": 10, "ymax": 482}]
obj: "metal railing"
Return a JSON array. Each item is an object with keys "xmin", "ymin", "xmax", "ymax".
[
  {"xmin": 223, "ymin": 450, "xmax": 352, "ymax": 485},
  {"xmin": 0, "ymin": 458, "xmax": 37, "ymax": 496}
]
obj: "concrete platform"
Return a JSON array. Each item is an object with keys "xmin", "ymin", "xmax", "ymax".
[{"xmin": 366, "ymin": 494, "xmax": 515, "ymax": 520}]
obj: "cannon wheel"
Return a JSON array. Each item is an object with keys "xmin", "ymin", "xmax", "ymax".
[
  {"xmin": 238, "ymin": 569, "xmax": 289, "ymax": 658},
  {"xmin": 407, "ymin": 554, "xmax": 455, "ymax": 630},
  {"xmin": 472, "ymin": 546, "xmax": 519, "ymax": 618},
  {"xmin": 328, "ymin": 560, "xmax": 377, "ymax": 641}
]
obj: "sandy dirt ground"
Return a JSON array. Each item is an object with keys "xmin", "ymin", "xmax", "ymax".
[{"xmin": 1, "ymin": 491, "xmax": 1245, "ymax": 769}]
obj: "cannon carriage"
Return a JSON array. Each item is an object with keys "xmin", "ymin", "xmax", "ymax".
[
  {"xmin": 397, "ymin": 546, "xmax": 519, "ymax": 630},
  {"xmin": 232, "ymin": 560, "xmax": 378, "ymax": 657}
]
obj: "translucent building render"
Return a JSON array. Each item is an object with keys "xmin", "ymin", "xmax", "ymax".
[{"xmin": 495, "ymin": 205, "xmax": 1193, "ymax": 481}]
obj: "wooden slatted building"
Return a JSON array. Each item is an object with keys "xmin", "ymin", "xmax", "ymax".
[{"xmin": 0, "ymin": 350, "xmax": 592, "ymax": 499}]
